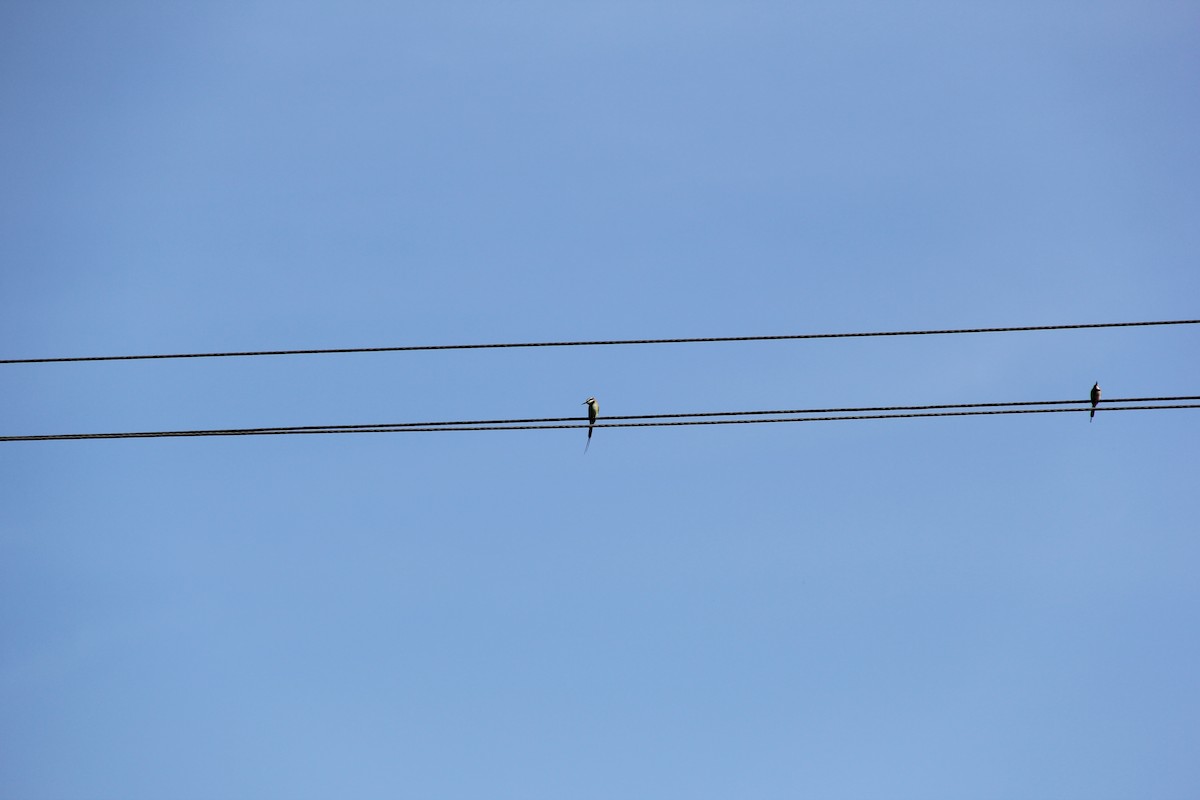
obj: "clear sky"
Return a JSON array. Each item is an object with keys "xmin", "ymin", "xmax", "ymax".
[{"xmin": 2, "ymin": 2, "xmax": 1198, "ymax": 797}]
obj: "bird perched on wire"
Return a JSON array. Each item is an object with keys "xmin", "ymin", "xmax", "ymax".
[
  {"xmin": 583, "ymin": 396, "xmax": 599, "ymax": 452},
  {"xmin": 1090, "ymin": 382, "xmax": 1101, "ymax": 422}
]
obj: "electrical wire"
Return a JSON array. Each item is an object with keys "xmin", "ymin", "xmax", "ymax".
[
  {"xmin": 325, "ymin": 404, "xmax": 1200, "ymax": 434},
  {"xmin": 3, "ymin": 319, "xmax": 1197, "ymax": 365},
  {"xmin": 234, "ymin": 395, "xmax": 1200, "ymax": 431},
  {"xmin": 3, "ymin": 398, "xmax": 1196, "ymax": 442}
]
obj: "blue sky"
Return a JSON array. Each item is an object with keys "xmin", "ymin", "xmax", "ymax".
[{"xmin": 2, "ymin": 2, "xmax": 1198, "ymax": 797}]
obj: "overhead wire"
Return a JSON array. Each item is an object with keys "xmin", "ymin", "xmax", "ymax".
[
  {"xmin": 343, "ymin": 404, "xmax": 1200, "ymax": 434},
  {"xmin": 3, "ymin": 397, "xmax": 1197, "ymax": 442},
  {"xmin": 68, "ymin": 395, "xmax": 1183, "ymax": 435},
  {"xmin": 2, "ymin": 318, "xmax": 1197, "ymax": 365},
  {"xmin": 243, "ymin": 395, "xmax": 1200, "ymax": 431}
]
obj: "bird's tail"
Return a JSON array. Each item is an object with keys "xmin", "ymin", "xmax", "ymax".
[
  {"xmin": 585, "ymin": 425, "xmax": 592, "ymax": 453},
  {"xmin": 1090, "ymin": 408, "xmax": 1095, "ymax": 422}
]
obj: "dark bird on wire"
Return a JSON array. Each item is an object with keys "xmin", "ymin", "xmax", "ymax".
[
  {"xmin": 583, "ymin": 396, "xmax": 599, "ymax": 452},
  {"xmin": 1090, "ymin": 382, "xmax": 1101, "ymax": 422}
]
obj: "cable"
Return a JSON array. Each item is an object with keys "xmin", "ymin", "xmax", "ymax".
[
  {"xmin": 3, "ymin": 399, "xmax": 1196, "ymax": 442},
  {"xmin": 171, "ymin": 395, "xmax": 1200, "ymax": 433},
  {"xmin": 342, "ymin": 404, "xmax": 1200, "ymax": 433},
  {"xmin": 3, "ymin": 319, "xmax": 1197, "ymax": 365}
]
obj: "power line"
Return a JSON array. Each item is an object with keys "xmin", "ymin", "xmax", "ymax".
[
  {"xmin": 3, "ymin": 318, "xmax": 1197, "ymax": 365},
  {"xmin": 354, "ymin": 404, "xmax": 1200, "ymax": 433},
  {"xmin": 3, "ymin": 398, "xmax": 1196, "ymax": 442},
  {"xmin": 148, "ymin": 395, "xmax": 1197, "ymax": 433}
]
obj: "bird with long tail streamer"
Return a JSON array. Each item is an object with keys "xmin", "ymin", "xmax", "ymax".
[{"xmin": 583, "ymin": 397, "xmax": 599, "ymax": 452}]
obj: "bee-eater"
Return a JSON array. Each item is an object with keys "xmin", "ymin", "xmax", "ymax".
[
  {"xmin": 583, "ymin": 397, "xmax": 599, "ymax": 452},
  {"xmin": 1090, "ymin": 382, "xmax": 1101, "ymax": 422}
]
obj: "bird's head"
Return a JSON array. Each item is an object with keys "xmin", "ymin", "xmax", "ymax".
[{"xmin": 583, "ymin": 397, "xmax": 595, "ymax": 405}]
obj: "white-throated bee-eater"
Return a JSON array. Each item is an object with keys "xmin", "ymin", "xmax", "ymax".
[
  {"xmin": 583, "ymin": 397, "xmax": 599, "ymax": 452},
  {"xmin": 1090, "ymin": 382, "xmax": 1101, "ymax": 422}
]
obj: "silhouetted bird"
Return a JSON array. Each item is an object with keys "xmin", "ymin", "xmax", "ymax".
[
  {"xmin": 1090, "ymin": 382, "xmax": 1101, "ymax": 422},
  {"xmin": 583, "ymin": 397, "xmax": 599, "ymax": 452}
]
